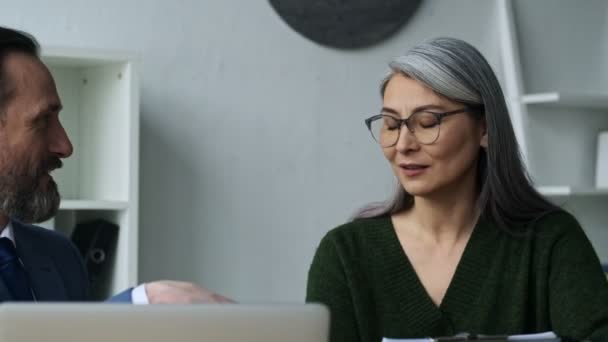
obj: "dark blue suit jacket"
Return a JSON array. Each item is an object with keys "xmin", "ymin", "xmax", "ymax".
[{"xmin": 0, "ymin": 220, "xmax": 132, "ymax": 302}]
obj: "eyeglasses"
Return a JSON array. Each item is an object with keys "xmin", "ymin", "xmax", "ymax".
[{"xmin": 364, "ymin": 108, "xmax": 468, "ymax": 147}]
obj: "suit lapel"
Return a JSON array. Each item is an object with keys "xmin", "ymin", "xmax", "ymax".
[{"xmin": 12, "ymin": 220, "xmax": 68, "ymax": 301}]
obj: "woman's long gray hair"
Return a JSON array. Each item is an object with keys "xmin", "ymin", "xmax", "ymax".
[{"xmin": 353, "ymin": 37, "xmax": 558, "ymax": 231}]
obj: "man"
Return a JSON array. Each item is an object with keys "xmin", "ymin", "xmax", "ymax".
[{"xmin": 0, "ymin": 26, "xmax": 229, "ymax": 304}]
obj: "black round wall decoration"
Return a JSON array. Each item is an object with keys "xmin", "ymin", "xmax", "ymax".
[{"xmin": 269, "ymin": 0, "xmax": 423, "ymax": 49}]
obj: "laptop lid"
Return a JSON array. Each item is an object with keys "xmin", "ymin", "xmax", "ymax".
[{"xmin": 0, "ymin": 303, "xmax": 329, "ymax": 342}]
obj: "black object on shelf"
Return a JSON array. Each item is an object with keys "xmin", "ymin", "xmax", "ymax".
[{"xmin": 71, "ymin": 219, "xmax": 119, "ymax": 300}]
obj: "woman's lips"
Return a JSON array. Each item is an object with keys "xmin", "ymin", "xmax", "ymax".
[{"xmin": 399, "ymin": 163, "xmax": 429, "ymax": 177}]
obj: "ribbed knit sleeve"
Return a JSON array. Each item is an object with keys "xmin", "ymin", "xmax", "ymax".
[{"xmin": 306, "ymin": 230, "xmax": 361, "ymax": 342}]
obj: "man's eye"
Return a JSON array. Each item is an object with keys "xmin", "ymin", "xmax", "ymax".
[{"xmin": 36, "ymin": 115, "xmax": 51, "ymax": 127}]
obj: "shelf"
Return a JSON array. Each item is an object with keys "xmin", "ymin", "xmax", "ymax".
[
  {"xmin": 537, "ymin": 186, "xmax": 608, "ymax": 197},
  {"xmin": 59, "ymin": 200, "xmax": 129, "ymax": 210},
  {"xmin": 42, "ymin": 46, "xmax": 136, "ymax": 67},
  {"xmin": 522, "ymin": 92, "xmax": 608, "ymax": 110}
]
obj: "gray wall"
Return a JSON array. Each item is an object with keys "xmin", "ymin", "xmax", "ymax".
[{"xmin": 0, "ymin": 0, "xmax": 501, "ymax": 301}]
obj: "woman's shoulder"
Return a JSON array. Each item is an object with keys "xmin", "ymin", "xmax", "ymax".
[
  {"xmin": 523, "ymin": 209, "xmax": 591, "ymax": 249},
  {"xmin": 530, "ymin": 209, "xmax": 582, "ymax": 235},
  {"xmin": 314, "ymin": 215, "xmax": 393, "ymax": 257},
  {"xmin": 322, "ymin": 215, "xmax": 392, "ymax": 241}
]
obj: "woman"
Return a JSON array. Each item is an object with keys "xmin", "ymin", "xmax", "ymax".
[{"xmin": 306, "ymin": 37, "xmax": 608, "ymax": 341}]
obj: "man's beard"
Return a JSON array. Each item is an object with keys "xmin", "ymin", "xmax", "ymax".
[{"xmin": 0, "ymin": 157, "xmax": 62, "ymax": 223}]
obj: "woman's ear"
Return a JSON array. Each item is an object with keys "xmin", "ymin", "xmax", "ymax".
[{"xmin": 479, "ymin": 118, "xmax": 488, "ymax": 149}]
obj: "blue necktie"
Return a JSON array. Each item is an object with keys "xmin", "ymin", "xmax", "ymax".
[{"xmin": 0, "ymin": 237, "xmax": 35, "ymax": 301}]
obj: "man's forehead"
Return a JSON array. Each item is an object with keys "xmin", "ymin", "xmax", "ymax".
[
  {"xmin": 3, "ymin": 52, "xmax": 52, "ymax": 86},
  {"xmin": 4, "ymin": 52, "xmax": 57, "ymax": 94},
  {"xmin": 1, "ymin": 52, "xmax": 61, "ymax": 116}
]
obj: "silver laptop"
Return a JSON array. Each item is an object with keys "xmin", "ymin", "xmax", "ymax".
[{"xmin": 0, "ymin": 303, "xmax": 329, "ymax": 342}]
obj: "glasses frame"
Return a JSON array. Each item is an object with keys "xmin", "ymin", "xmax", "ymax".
[{"xmin": 364, "ymin": 108, "xmax": 469, "ymax": 146}]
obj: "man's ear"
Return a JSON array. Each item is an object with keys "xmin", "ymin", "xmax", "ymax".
[{"xmin": 479, "ymin": 118, "xmax": 488, "ymax": 149}]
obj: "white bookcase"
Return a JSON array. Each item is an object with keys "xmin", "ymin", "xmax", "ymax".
[
  {"xmin": 39, "ymin": 47, "xmax": 139, "ymax": 299},
  {"xmin": 498, "ymin": 0, "xmax": 608, "ymax": 262}
]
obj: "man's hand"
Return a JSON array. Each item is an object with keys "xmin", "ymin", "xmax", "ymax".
[{"xmin": 144, "ymin": 280, "xmax": 234, "ymax": 304}]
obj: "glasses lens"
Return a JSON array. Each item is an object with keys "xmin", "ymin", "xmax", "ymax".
[
  {"xmin": 409, "ymin": 112, "xmax": 440, "ymax": 144},
  {"xmin": 370, "ymin": 115, "xmax": 400, "ymax": 147}
]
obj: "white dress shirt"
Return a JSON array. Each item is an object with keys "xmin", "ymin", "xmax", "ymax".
[
  {"xmin": 0, "ymin": 222, "xmax": 15, "ymax": 241},
  {"xmin": 0, "ymin": 223, "xmax": 149, "ymax": 304}
]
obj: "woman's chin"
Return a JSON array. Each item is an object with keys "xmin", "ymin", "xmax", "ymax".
[
  {"xmin": 401, "ymin": 185, "xmax": 433, "ymax": 198},
  {"xmin": 399, "ymin": 177, "xmax": 436, "ymax": 196}
]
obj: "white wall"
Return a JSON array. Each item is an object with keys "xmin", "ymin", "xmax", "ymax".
[{"xmin": 0, "ymin": 0, "xmax": 501, "ymax": 301}]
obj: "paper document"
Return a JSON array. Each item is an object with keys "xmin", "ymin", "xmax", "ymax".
[
  {"xmin": 381, "ymin": 331, "xmax": 558, "ymax": 341},
  {"xmin": 508, "ymin": 331, "xmax": 558, "ymax": 340}
]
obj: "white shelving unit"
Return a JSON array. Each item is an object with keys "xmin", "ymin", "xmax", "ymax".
[
  {"xmin": 522, "ymin": 92, "xmax": 608, "ymax": 110},
  {"xmin": 39, "ymin": 47, "xmax": 140, "ymax": 300},
  {"xmin": 498, "ymin": 0, "xmax": 608, "ymax": 262},
  {"xmin": 537, "ymin": 186, "xmax": 608, "ymax": 198}
]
